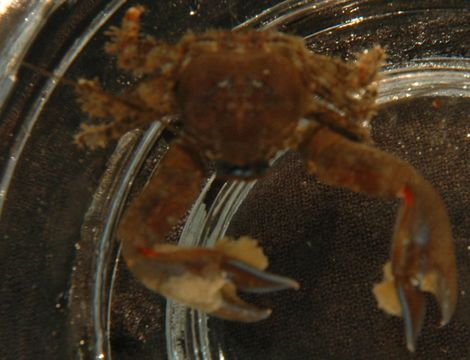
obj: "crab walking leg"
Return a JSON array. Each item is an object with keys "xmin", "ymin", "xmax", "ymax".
[
  {"xmin": 74, "ymin": 79, "xmax": 161, "ymax": 149},
  {"xmin": 75, "ymin": 75, "xmax": 177, "ymax": 149},
  {"xmin": 105, "ymin": 6, "xmax": 182, "ymax": 76},
  {"xmin": 118, "ymin": 142, "xmax": 299, "ymax": 321},
  {"xmin": 299, "ymin": 126, "xmax": 457, "ymax": 351}
]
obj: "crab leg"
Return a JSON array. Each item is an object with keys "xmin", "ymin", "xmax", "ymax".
[
  {"xmin": 118, "ymin": 142, "xmax": 299, "ymax": 321},
  {"xmin": 299, "ymin": 126, "xmax": 457, "ymax": 351},
  {"xmin": 104, "ymin": 6, "xmax": 180, "ymax": 76}
]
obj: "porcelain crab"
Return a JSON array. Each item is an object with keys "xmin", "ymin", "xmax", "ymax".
[{"xmin": 74, "ymin": 6, "xmax": 457, "ymax": 351}]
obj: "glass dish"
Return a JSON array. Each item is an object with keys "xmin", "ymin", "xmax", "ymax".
[{"xmin": 0, "ymin": 1, "xmax": 469, "ymax": 359}]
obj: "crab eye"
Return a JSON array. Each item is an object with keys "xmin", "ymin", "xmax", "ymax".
[{"xmin": 215, "ymin": 160, "xmax": 269, "ymax": 179}]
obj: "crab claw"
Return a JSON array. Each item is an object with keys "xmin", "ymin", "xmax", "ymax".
[
  {"xmin": 211, "ymin": 257, "xmax": 300, "ymax": 321},
  {"xmin": 298, "ymin": 126, "xmax": 457, "ymax": 350},
  {"xmin": 374, "ymin": 180, "xmax": 457, "ymax": 352},
  {"xmin": 125, "ymin": 237, "xmax": 299, "ymax": 322}
]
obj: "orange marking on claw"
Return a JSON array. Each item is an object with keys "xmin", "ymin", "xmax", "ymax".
[
  {"xmin": 138, "ymin": 247, "xmax": 161, "ymax": 258},
  {"xmin": 400, "ymin": 186, "xmax": 414, "ymax": 207}
]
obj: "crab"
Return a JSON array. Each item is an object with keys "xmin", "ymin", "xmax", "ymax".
[{"xmin": 74, "ymin": 6, "xmax": 457, "ymax": 352}]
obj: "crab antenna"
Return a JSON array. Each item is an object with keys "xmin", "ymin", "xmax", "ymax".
[{"xmin": 20, "ymin": 61, "xmax": 78, "ymax": 88}]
